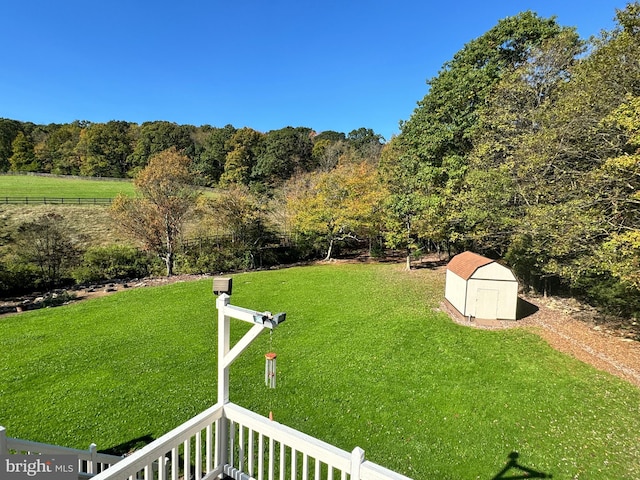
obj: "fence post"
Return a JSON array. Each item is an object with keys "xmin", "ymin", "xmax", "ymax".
[
  {"xmin": 350, "ymin": 447, "xmax": 365, "ymax": 480},
  {"xmin": 0, "ymin": 426, "xmax": 8, "ymax": 454}
]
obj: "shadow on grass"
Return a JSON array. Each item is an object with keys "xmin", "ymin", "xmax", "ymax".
[
  {"xmin": 491, "ymin": 452, "xmax": 552, "ymax": 479},
  {"xmin": 517, "ymin": 297, "xmax": 539, "ymax": 320},
  {"xmin": 412, "ymin": 258, "xmax": 448, "ymax": 269},
  {"xmin": 100, "ymin": 434, "xmax": 155, "ymax": 456}
]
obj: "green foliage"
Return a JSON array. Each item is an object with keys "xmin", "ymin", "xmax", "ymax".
[
  {"xmin": 313, "ymin": 130, "xmax": 346, "ymax": 143},
  {"xmin": 110, "ymin": 148, "xmax": 200, "ymax": 276},
  {"xmin": 0, "ymin": 253, "xmax": 39, "ymax": 295},
  {"xmin": 378, "ymin": 3, "xmax": 640, "ymax": 315},
  {"xmin": 191, "ymin": 124, "xmax": 236, "ymax": 185},
  {"xmin": 75, "ymin": 121, "xmax": 136, "ymax": 178},
  {"xmin": 219, "ymin": 128, "xmax": 264, "ymax": 187},
  {"xmin": 198, "ymin": 185, "xmax": 278, "ymax": 253},
  {"xmin": 379, "ymin": 137, "xmax": 444, "ymax": 268},
  {"xmin": 286, "ymin": 162, "xmax": 385, "ymax": 260},
  {"xmin": 73, "ymin": 245, "xmax": 154, "ymax": 283},
  {"xmin": 36, "ymin": 122, "xmax": 83, "ymax": 174},
  {"xmin": 386, "ymin": 11, "xmax": 576, "ymax": 264},
  {"xmin": 252, "ymin": 127, "xmax": 314, "ymax": 184},
  {"xmin": 0, "ymin": 118, "xmax": 23, "ymax": 172},
  {"xmin": 400, "ymin": 11, "xmax": 569, "ymax": 166},
  {"xmin": 12, "ymin": 212, "xmax": 83, "ymax": 289},
  {"xmin": 345, "ymin": 127, "xmax": 384, "ymax": 162},
  {"xmin": 9, "ymin": 132, "xmax": 38, "ymax": 172},
  {"xmin": 311, "ymin": 138, "xmax": 346, "ymax": 171},
  {"xmin": 179, "ymin": 242, "xmax": 256, "ymax": 273},
  {"xmin": 1, "ymin": 265, "xmax": 640, "ymax": 479},
  {"xmin": 128, "ymin": 121, "xmax": 196, "ymax": 176}
]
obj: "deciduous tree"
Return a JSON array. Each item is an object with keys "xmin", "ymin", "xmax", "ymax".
[
  {"xmin": 36, "ymin": 122, "xmax": 83, "ymax": 174},
  {"xmin": 75, "ymin": 121, "xmax": 135, "ymax": 177},
  {"xmin": 110, "ymin": 147, "xmax": 199, "ymax": 276},
  {"xmin": 286, "ymin": 161, "xmax": 385, "ymax": 260},
  {"xmin": 457, "ymin": 32, "xmax": 583, "ymax": 255},
  {"xmin": 128, "ymin": 121, "xmax": 196, "ymax": 176},
  {"xmin": 192, "ymin": 124, "xmax": 236, "ymax": 185},
  {"xmin": 253, "ymin": 127, "xmax": 314, "ymax": 184},
  {"xmin": 0, "ymin": 118, "xmax": 22, "ymax": 171},
  {"xmin": 219, "ymin": 128, "xmax": 263, "ymax": 187},
  {"xmin": 9, "ymin": 131, "xmax": 38, "ymax": 172},
  {"xmin": 392, "ymin": 12, "xmax": 573, "ymax": 258},
  {"xmin": 197, "ymin": 184, "xmax": 276, "ymax": 268},
  {"xmin": 14, "ymin": 212, "xmax": 82, "ymax": 288}
]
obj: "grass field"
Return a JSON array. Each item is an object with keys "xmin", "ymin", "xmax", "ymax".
[
  {"xmin": 0, "ymin": 174, "xmax": 213, "ymax": 245},
  {"xmin": 0, "ymin": 174, "xmax": 135, "ymax": 198},
  {"xmin": 1, "ymin": 263, "xmax": 639, "ymax": 479}
]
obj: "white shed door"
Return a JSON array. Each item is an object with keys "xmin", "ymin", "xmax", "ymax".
[{"xmin": 476, "ymin": 288, "xmax": 499, "ymax": 319}]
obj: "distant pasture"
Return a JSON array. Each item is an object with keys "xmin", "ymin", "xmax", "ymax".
[{"xmin": 0, "ymin": 174, "xmax": 135, "ymax": 199}]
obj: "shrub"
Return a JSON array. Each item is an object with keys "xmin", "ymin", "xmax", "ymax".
[
  {"xmin": 13, "ymin": 212, "xmax": 82, "ymax": 289},
  {"xmin": 0, "ymin": 255, "xmax": 39, "ymax": 296},
  {"xmin": 178, "ymin": 245, "xmax": 250, "ymax": 274},
  {"xmin": 73, "ymin": 245, "xmax": 155, "ymax": 283}
]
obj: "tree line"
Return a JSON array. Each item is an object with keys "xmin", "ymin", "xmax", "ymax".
[
  {"xmin": 0, "ymin": 119, "xmax": 384, "ymax": 187},
  {"xmin": 381, "ymin": 3, "xmax": 640, "ymax": 315},
  {"xmin": 286, "ymin": 3, "xmax": 640, "ymax": 318},
  {"xmin": 2, "ymin": 3, "xmax": 640, "ymax": 321}
]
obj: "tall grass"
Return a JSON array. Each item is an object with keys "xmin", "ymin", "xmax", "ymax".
[
  {"xmin": 0, "ymin": 204, "xmax": 128, "ymax": 247},
  {"xmin": 1, "ymin": 263, "xmax": 639, "ymax": 479}
]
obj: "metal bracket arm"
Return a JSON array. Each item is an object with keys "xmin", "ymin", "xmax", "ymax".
[
  {"xmin": 227, "ymin": 304, "xmax": 285, "ymax": 329},
  {"xmin": 216, "ymin": 293, "xmax": 286, "ymax": 371}
]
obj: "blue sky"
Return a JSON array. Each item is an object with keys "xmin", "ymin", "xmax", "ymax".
[{"xmin": 0, "ymin": 1, "xmax": 629, "ymax": 140}]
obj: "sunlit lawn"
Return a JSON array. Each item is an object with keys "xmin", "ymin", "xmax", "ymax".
[
  {"xmin": 1, "ymin": 263, "xmax": 639, "ymax": 479},
  {"xmin": 0, "ymin": 174, "xmax": 135, "ymax": 198}
]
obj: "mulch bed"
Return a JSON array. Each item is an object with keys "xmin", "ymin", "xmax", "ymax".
[{"xmin": 440, "ymin": 295, "xmax": 640, "ymax": 389}]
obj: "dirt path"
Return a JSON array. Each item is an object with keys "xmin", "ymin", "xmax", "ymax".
[{"xmin": 520, "ymin": 297, "xmax": 640, "ymax": 388}]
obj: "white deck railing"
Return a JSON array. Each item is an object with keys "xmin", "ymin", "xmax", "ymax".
[
  {"xmin": 0, "ymin": 426, "xmax": 123, "ymax": 478},
  {"xmin": 77, "ymin": 402, "xmax": 412, "ymax": 480}
]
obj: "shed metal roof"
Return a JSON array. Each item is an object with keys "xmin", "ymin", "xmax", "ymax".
[{"xmin": 447, "ymin": 251, "xmax": 495, "ymax": 280}]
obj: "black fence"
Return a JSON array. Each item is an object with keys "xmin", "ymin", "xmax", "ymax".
[
  {"xmin": 1, "ymin": 197, "xmax": 113, "ymax": 205},
  {"xmin": 181, "ymin": 234, "xmax": 294, "ymax": 250}
]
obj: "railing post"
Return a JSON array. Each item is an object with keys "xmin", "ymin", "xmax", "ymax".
[
  {"xmin": 217, "ymin": 294, "xmax": 231, "ymax": 405},
  {"xmin": 216, "ymin": 294, "xmax": 231, "ymax": 475},
  {"xmin": 350, "ymin": 447, "xmax": 365, "ymax": 480},
  {"xmin": 0, "ymin": 426, "xmax": 8, "ymax": 454},
  {"xmin": 89, "ymin": 443, "xmax": 97, "ymax": 474}
]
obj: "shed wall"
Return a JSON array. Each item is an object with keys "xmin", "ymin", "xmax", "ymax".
[
  {"xmin": 466, "ymin": 278, "xmax": 518, "ymax": 320},
  {"xmin": 472, "ymin": 262, "xmax": 517, "ymax": 281},
  {"xmin": 444, "ymin": 270, "xmax": 468, "ymax": 315}
]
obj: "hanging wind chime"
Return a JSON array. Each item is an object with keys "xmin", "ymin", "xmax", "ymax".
[
  {"xmin": 265, "ymin": 351, "xmax": 277, "ymax": 388},
  {"xmin": 265, "ymin": 329, "xmax": 277, "ymax": 420}
]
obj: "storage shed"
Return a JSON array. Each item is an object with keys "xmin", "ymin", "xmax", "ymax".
[{"xmin": 445, "ymin": 251, "xmax": 518, "ymax": 321}]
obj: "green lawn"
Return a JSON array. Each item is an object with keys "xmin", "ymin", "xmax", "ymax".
[
  {"xmin": 1, "ymin": 263, "xmax": 639, "ymax": 479},
  {"xmin": 0, "ymin": 174, "xmax": 135, "ymax": 198}
]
